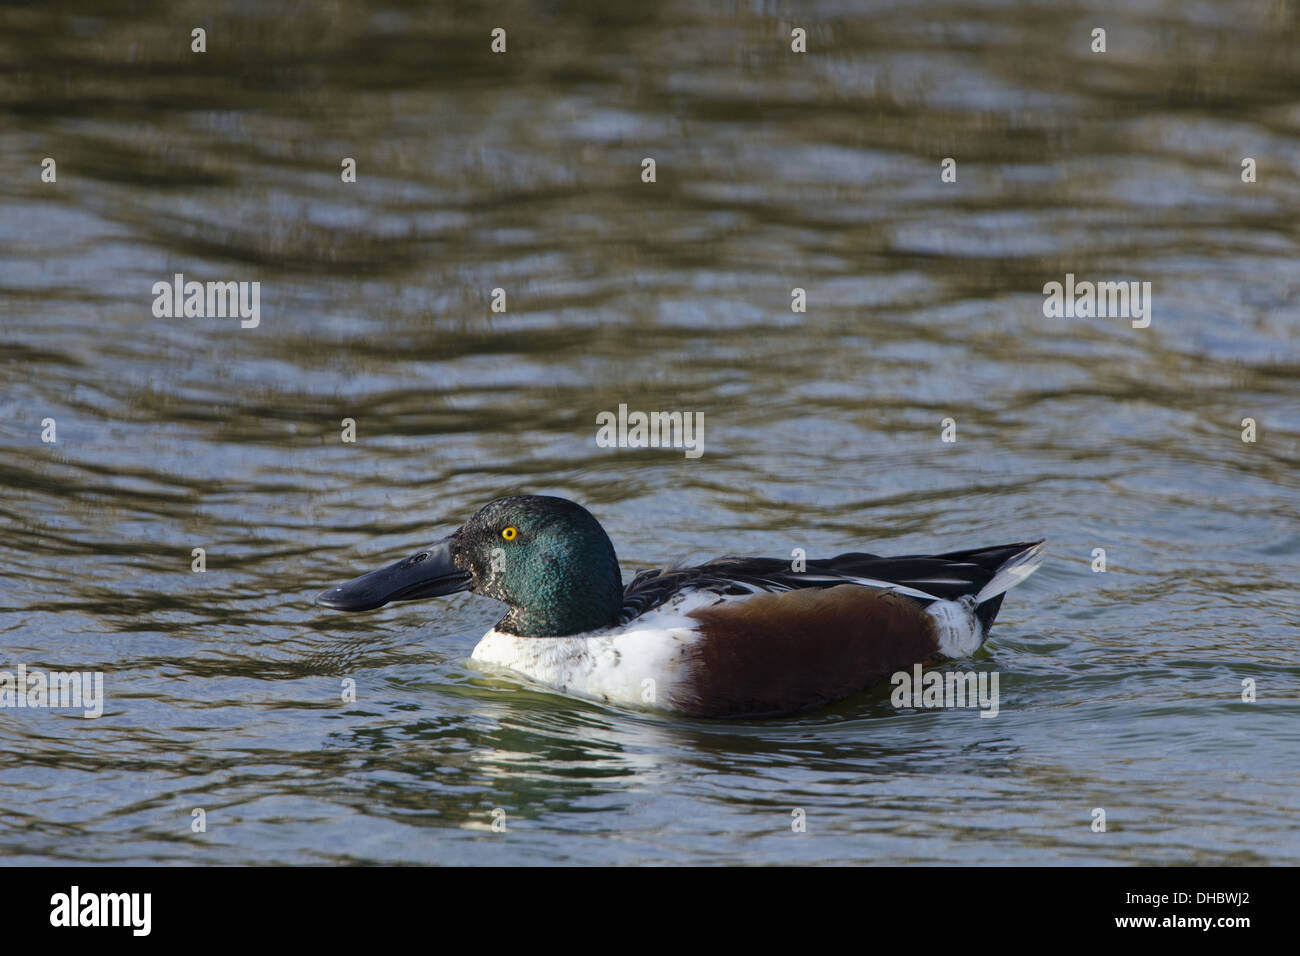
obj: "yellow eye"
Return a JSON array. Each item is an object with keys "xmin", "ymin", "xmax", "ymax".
[{"xmin": 501, "ymin": 526, "xmax": 518, "ymax": 541}]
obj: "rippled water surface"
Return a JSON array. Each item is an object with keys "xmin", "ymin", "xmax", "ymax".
[{"xmin": 1, "ymin": 0, "xmax": 1298, "ymax": 865}]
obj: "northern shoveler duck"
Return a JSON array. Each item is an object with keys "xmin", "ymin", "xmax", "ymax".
[{"xmin": 316, "ymin": 495, "xmax": 1044, "ymax": 718}]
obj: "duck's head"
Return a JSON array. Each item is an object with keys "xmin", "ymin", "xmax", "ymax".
[{"xmin": 316, "ymin": 495, "xmax": 624, "ymax": 637}]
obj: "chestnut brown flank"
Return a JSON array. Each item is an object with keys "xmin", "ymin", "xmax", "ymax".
[{"xmin": 677, "ymin": 585, "xmax": 940, "ymax": 718}]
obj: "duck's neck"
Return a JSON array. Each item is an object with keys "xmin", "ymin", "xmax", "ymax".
[{"xmin": 497, "ymin": 552, "xmax": 625, "ymax": 637}]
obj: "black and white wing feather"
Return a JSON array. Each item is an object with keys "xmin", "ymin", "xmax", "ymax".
[{"xmin": 618, "ymin": 541, "xmax": 1044, "ymax": 624}]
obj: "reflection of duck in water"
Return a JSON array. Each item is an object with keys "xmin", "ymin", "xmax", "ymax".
[{"xmin": 317, "ymin": 495, "xmax": 1043, "ymax": 718}]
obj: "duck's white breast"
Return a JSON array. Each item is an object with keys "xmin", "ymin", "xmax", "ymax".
[{"xmin": 468, "ymin": 592, "xmax": 719, "ymax": 711}]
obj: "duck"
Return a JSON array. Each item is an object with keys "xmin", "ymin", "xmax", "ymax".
[{"xmin": 316, "ymin": 495, "xmax": 1044, "ymax": 718}]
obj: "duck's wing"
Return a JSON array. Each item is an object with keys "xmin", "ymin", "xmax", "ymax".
[{"xmin": 618, "ymin": 542, "xmax": 1044, "ymax": 623}]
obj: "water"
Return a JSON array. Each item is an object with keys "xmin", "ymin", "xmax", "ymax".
[{"xmin": 1, "ymin": 0, "xmax": 1298, "ymax": 865}]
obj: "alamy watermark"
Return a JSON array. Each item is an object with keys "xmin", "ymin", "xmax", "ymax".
[
  {"xmin": 891, "ymin": 664, "xmax": 999, "ymax": 717},
  {"xmin": 0, "ymin": 664, "xmax": 104, "ymax": 718},
  {"xmin": 49, "ymin": 886, "xmax": 150, "ymax": 936},
  {"xmin": 595, "ymin": 403, "xmax": 703, "ymax": 458},
  {"xmin": 1042, "ymin": 273, "xmax": 1151, "ymax": 328},
  {"xmin": 151, "ymin": 272, "xmax": 260, "ymax": 328}
]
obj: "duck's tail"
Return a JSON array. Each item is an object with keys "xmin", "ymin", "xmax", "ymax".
[{"xmin": 925, "ymin": 540, "xmax": 1046, "ymax": 657}]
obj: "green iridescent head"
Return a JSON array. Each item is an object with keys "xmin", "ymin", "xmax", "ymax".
[{"xmin": 317, "ymin": 495, "xmax": 625, "ymax": 638}]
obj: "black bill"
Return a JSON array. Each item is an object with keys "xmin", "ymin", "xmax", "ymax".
[{"xmin": 315, "ymin": 536, "xmax": 471, "ymax": 611}]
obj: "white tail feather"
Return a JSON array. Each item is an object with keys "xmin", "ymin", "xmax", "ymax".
[{"xmin": 974, "ymin": 541, "xmax": 1046, "ymax": 605}]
